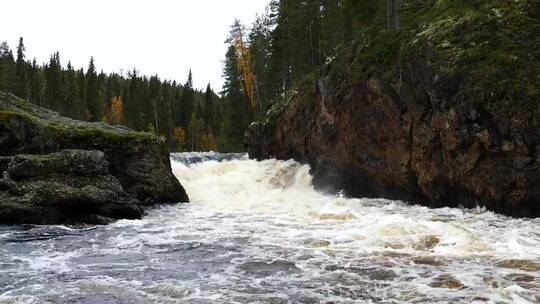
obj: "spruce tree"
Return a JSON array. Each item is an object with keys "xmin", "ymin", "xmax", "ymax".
[
  {"xmin": 0, "ymin": 42, "xmax": 10, "ymax": 92},
  {"xmin": 203, "ymin": 84, "xmax": 216, "ymax": 133},
  {"xmin": 15, "ymin": 37, "xmax": 27, "ymax": 98},
  {"xmin": 0, "ymin": 44, "xmax": 16, "ymax": 94},
  {"xmin": 76, "ymin": 68, "xmax": 86, "ymax": 120},
  {"xmin": 148, "ymin": 75, "xmax": 161, "ymax": 134},
  {"xmin": 28, "ymin": 58, "xmax": 42, "ymax": 106},
  {"xmin": 86, "ymin": 57, "xmax": 99, "ymax": 121},
  {"xmin": 221, "ymin": 44, "xmax": 252, "ymax": 152},
  {"xmin": 178, "ymin": 70, "xmax": 194, "ymax": 128},
  {"xmin": 249, "ymin": 15, "xmax": 273, "ymax": 118},
  {"xmin": 63, "ymin": 61, "xmax": 78, "ymax": 117},
  {"xmin": 44, "ymin": 52, "xmax": 63, "ymax": 109}
]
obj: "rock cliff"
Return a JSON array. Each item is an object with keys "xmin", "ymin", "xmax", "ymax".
[
  {"xmin": 247, "ymin": 1, "xmax": 539, "ymax": 217},
  {"xmin": 0, "ymin": 92, "xmax": 188, "ymax": 224}
]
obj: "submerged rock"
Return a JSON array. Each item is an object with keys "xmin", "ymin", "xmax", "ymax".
[
  {"xmin": 237, "ymin": 260, "xmax": 300, "ymax": 277},
  {"xmin": 0, "ymin": 92, "xmax": 188, "ymax": 225},
  {"xmin": 429, "ymin": 274, "xmax": 465, "ymax": 289},
  {"xmin": 366, "ymin": 269, "xmax": 398, "ymax": 281},
  {"xmin": 495, "ymin": 259, "xmax": 540, "ymax": 272}
]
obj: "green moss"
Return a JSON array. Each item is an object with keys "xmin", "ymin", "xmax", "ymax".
[
  {"xmin": 0, "ymin": 110, "xmax": 28, "ymax": 120},
  {"xmin": 28, "ymin": 154, "xmax": 56, "ymax": 161},
  {"xmin": 327, "ymin": 0, "xmax": 540, "ymax": 110}
]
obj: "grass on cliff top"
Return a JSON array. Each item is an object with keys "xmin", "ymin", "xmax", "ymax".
[
  {"xmin": 0, "ymin": 92, "xmax": 158, "ymax": 144},
  {"xmin": 330, "ymin": 0, "xmax": 540, "ymax": 109}
]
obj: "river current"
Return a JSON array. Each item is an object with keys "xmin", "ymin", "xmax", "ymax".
[{"xmin": 1, "ymin": 153, "xmax": 539, "ymax": 303}]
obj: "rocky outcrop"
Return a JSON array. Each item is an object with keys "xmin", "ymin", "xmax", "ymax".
[
  {"xmin": 0, "ymin": 92, "xmax": 188, "ymax": 224},
  {"xmin": 248, "ymin": 73, "xmax": 539, "ymax": 218},
  {"xmin": 0, "ymin": 150, "xmax": 143, "ymax": 224},
  {"xmin": 247, "ymin": 2, "xmax": 540, "ymax": 218}
]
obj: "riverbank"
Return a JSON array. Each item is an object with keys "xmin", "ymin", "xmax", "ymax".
[{"xmin": 0, "ymin": 92, "xmax": 188, "ymax": 225}]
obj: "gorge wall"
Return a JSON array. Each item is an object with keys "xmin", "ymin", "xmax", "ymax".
[{"xmin": 247, "ymin": 1, "xmax": 540, "ymax": 218}]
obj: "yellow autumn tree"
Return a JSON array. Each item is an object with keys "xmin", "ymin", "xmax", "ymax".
[
  {"xmin": 104, "ymin": 96, "xmax": 125, "ymax": 125},
  {"xmin": 233, "ymin": 31, "xmax": 257, "ymax": 108},
  {"xmin": 199, "ymin": 131, "xmax": 217, "ymax": 152},
  {"xmin": 173, "ymin": 127, "xmax": 186, "ymax": 151}
]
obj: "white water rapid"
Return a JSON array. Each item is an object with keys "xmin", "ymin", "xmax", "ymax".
[{"xmin": 0, "ymin": 153, "xmax": 539, "ymax": 303}]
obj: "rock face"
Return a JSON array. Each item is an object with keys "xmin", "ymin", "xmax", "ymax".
[
  {"xmin": 0, "ymin": 92, "xmax": 188, "ymax": 224},
  {"xmin": 246, "ymin": 3, "xmax": 540, "ymax": 218},
  {"xmin": 247, "ymin": 73, "xmax": 539, "ymax": 217}
]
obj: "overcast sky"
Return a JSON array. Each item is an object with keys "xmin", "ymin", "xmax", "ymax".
[{"xmin": 0, "ymin": 0, "xmax": 269, "ymax": 91}]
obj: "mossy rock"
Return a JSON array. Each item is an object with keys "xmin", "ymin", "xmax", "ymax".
[{"xmin": 0, "ymin": 92, "xmax": 188, "ymax": 225}]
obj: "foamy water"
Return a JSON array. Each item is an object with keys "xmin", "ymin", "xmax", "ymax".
[{"xmin": 1, "ymin": 153, "xmax": 539, "ymax": 303}]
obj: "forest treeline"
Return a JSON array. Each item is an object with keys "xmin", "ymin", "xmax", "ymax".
[
  {"xmin": 0, "ymin": 0, "xmax": 408, "ymax": 152},
  {"xmin": 223, "ymin": 0, "xmax": 540, "ymax": 126},
  {"xmin": 221, "ymin": 0, "xmax": 401, "ymax": 124},
  {"xmin": 0, "ymin": 38, "xmax": 253, "ymax": 152}
]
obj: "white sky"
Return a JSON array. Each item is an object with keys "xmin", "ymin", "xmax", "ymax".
[{"xmin": 0, "ymin": 0, "xmax": 269, "ymax": 91}]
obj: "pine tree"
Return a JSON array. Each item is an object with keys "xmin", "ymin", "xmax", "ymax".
[
  {"xmin": 15, "ymin": 37, "xmax": 27, "ymax": 98},
  {"xmin": 28, "ymin": 59, "xmax": 43, "ymax": 106},
  {"xmin": 125, "ymin": 68, "xmax": 140, "ymax": 127},
  {"xmin": 63, "ymin": 61, "xmax": 78, "ymax": 117},
  {"xmin": 86, "ymin": 57, "xmax": 99, "ymax": 121},
  {"xmin": 97, "ymin": 70, "xmax": 107, "ymax": 121},
  {"xmin": 187, "ymin": 112, "xmax": 199, "ymax": 151},
  {"xmin": 0, "ymin": 43, "xmax": 16, "ymax": 93},
  {"xmin": 178, "ymin": 70, "xmax": 194, "ymax": 128},
  {"xmin": 44, "ymin": 52, "xmax": 63, "ymax": 110},
  {"xmin": 203, "ymin": 84, "xmax": 217, "ymax": 133},
  {"xmin": 76, "ymin": 68, "xmax": 86, "ymax": 120},
  {"xmin": 221, "ymin": 43, "xmax": 253, "ymax": 152},
  {"xmin": 159, "ymin": 80, "xmax": 174, "ymax": 141},
  {"xmin": 148, "ymin": 75, "xmax": 161, "ymax": 133},
  {"xmin": 249, "ymin": 14, "xmax": 273, "ymax": 118}
]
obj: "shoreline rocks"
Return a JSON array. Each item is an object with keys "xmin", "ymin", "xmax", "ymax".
[{"xmin": 0, "ymin": 92, "xmax": 188, "ymax": 225}]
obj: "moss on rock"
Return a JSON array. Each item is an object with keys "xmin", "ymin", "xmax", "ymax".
[{"xmin": 0, "ymin": 92, "xmax": 188, "ymax": 225}]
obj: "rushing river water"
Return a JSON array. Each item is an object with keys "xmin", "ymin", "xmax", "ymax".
[{"xmin": 1, "ymin": 153, "xmax": 539, "ymax": 303}]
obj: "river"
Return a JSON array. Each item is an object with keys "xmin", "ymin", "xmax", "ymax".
[{"xmin": 1, "ymin": 153, "xmax": 539, "ymax": 303}]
